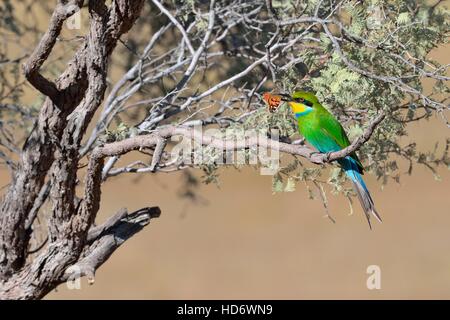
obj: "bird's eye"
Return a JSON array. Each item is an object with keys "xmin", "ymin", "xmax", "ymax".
[
  {"xmin": 304, "ymin": 99, "xmax": 313, "ymax": 107},
  {"xmin": 294, "ymin": 97, "xmax": 304, "ymax": 103}
]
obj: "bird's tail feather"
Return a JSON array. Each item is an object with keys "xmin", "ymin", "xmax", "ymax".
[{"xmin": 340, "ymin": 157, "xmax": 382, "ymax": 228}]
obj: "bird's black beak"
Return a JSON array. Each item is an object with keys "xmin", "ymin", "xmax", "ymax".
[{"xmin": 279, "ymin": 93, "xmax": 291, "ymax": 102}]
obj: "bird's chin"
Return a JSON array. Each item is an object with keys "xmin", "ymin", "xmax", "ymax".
[{"xmin": 288, "ymin": 102, "xmax": 305, "ymax": 113}]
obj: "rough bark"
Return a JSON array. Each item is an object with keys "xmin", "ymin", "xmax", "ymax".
[{"xmin": 0, "ymin": 0, "xmax": 147, "ymax": 300}]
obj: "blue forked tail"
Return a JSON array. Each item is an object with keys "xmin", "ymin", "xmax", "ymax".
[{"xmin": 339, "ymin": 156, "xmax": 382, "ymax": 228}]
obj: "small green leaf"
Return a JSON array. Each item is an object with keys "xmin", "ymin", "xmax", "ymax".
[
  {"xmin": 284, "ymin": 177, "xmax": 296, "ymax": 192},
  {"xmin": 397, "ymin": 12, "xmax": 411, "ymax": 25},
  {"xmin": 272, "ymin": 176, "xmax": 284, "ymax": 194}
]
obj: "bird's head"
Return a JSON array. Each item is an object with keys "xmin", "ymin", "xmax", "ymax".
[
  {"xmin": 262, "ymin": 90, "xmax": 319, "ymax": 117},
  {"xmin": 280, "ymin": 91, "xmax": 319, "ymax": 118}
]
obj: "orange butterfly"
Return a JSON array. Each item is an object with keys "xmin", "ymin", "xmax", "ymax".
[{"xmin": 262, "ymin": 92, "xmax": 283, "ymax": 112}]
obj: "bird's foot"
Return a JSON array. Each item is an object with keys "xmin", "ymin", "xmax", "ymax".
[{"xmin": 324, "ymin": 151, "xmax": 333, "ymax": 162}]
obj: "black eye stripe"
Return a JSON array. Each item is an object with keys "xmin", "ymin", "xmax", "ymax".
[
  {"xmin": 304, "ymin": 100, "xmax": 313, "ymax": 107},
  {"xmin": 294, "ymin": 97, "xmax": 313, "ymax": 107}
]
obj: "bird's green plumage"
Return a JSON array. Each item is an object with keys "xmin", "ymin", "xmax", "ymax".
[
  {"xmin": 291, "ymin": 92, "xmax": 363, "ymax": 171},
  {"xmin": 286, "ymin": 91, "xmax": 381, "ymax": 227}
]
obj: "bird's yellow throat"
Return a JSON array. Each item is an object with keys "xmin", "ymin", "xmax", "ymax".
[{"xmin": 288, "ymin": 102, "xmax": 312, "ymax": 118}]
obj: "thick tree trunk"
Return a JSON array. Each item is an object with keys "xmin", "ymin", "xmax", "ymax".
[{"xmin": 0, "ymin": 0, "xmax": 148, "ymax": 300}]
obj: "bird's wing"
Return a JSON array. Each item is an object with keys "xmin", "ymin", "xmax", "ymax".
[{"xmin": 319, "ymin": 115, "xmax": 364, "ymax": 172}]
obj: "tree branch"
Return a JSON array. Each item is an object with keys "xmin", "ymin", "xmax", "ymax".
[
  {"xmin": 23, "ymin": 0, "xmax": 83, "ymax": 101},
  {"xmin": 62, "ymin": 206, "xmax": 161, "ymax": 284},
  {"xmin": 93, "ymin": 111, "xmax": 386, "ymax": 169}
]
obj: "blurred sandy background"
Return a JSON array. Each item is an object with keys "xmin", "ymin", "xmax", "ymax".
[
  {"xmin": 0, "ymin": 2, "xmax": 449, "ymax": 299},
  {"xmin": 53, "ymin": 46, "xmax": 450, "ymax": 299}
]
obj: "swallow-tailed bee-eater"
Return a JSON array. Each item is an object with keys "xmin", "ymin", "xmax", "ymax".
[{"xmin": 265, "ymin": 91, "xmax": 382, "ymax": 227}]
